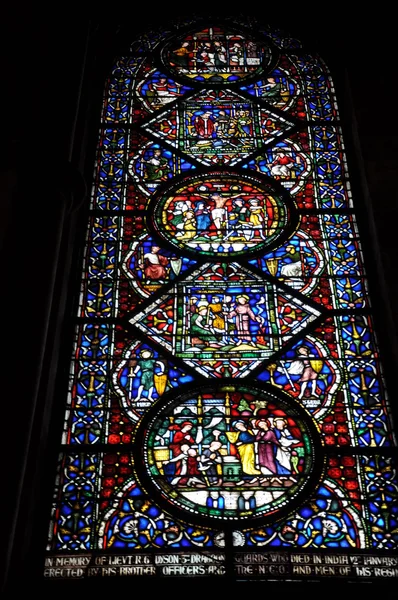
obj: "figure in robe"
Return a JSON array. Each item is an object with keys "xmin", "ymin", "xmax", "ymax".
[
  {"xmin": 254, "ymin": 419, "xmax": 279, "ymax": 480},
  {"xmin": 270, "ymin": 151, "xmax": 295, "ymax": 177},
  {"xmin": 140, "ymin": 245, "xmax": 169, "ymax": 282},
  {"xmin": 213, "ymin": 41, "xmax": 227, "ymax": 69},
  {"xmin": 229, "ymin": 42, "xmax": 243, "ymax": 70},
  {"xmin": 280, "ymin": 244, "xmax": 304, "ymax": 289},
  {"xmin": 171, "ymin": 42, "xmax": 190, "ymax": 68},
  {"xmin": 227, "ymin": 294, "xmax": 262, "ymax": 345},
  {"xmin": 199, "ymin": 441, "xmax": 223, "ymax": 485},
  {"xmin": 273, "ymin": 417, "xmax": 300, "ymax": 477},
  {"xmin": 234, "ymin": 110, "xmax": 252, "ymax": 137},
  {"xmin": 165, "ymin": 421, "xmax": 196, "ymax": 483},
  {"xmin": 164, "ymin": 444, "xmax": 204, "ymax": 486},
  {"xmin": 194, "ymin": 111, "xmax": 215, "ymax": 139},
  {"xmin": 260, "ymin": 77, "xmax": 282, "ymax": 100},
  {"xmin": 168, "ymin": 421, "xmax": 195, "ymax": 457},
  {"xmin": 207, "ymin": 295, "xmax": 226, "ymax": 333},
  {"xmin": 195, "ymin": 44, "xmax": 208, "ymax": 70},
  {"xmin": 248, "ymin": 198, "xmax": 266, "ymax": 239},
  {"xmin": 226, "ymin": 421, "xmax": 261, "ymax": 483},
  {"xmin": 214, "ymin": 110, "xmax": 231, "ymax": 138},
  {"xmin": 144, "ymin": 148, "xmax": 171, "ymax": 181},
  {"xmin": 194, "ymin": 201, "xmax": 211, "ymax": 233},
  {"xmin": 176, "ymin": 210, "xmax": 196, "ymax": 240},
  {"xmin": 228, "ymin": 198, "xmax": 251, "ymax": 240},
  {"xmin": 169, "ymin": 199, "xmax": 193, "ymax": 233},
  {"xmin": 146, "ymin": 76, "xmax": 181, "ymax": 107},
  {"xmin": 190, "ymin": 307, "xmax": 219, "ymax": 347}
]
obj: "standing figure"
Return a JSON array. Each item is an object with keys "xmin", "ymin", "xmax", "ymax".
[
  {"xmin": 195, "ymin": 43, "xmax": 208, "ymax": 70},
  {"xmin": 207, "ymin": 295, "xmax": 226, "ymax": 334},
  {"xmin": 203, "ymin": 42, "xmax": 216, "ymax": 71},
  {"xmin": 132, "ymin": 349, "xmax": 165, "ymax": 402},
  {"xmin": 254, "ymin": 419, "xmax": 279, "ymax": 481},
  {"xmin": 209, "ymin": 192, "xmax": 228, "ymax": 236},
  {"xmin": 227, "ymin": 294, "xmax": 262, "ymax": 345},
  {"xmin": 248, "ymin": 197, "xmax": 266, "ymax": 239},
  {"xmin": 297, "ymin": 346, "xmax": 319, "ymax": 400},
  {"xmin": 203, "ymin": 191, "xmax": 242, "ymax": 238},
  {"xmin": 246, "ymin": 41, "xmax": 259, "ymax": 61},
  {"xmin": 229, "ymin": 42, "xmax": 243, "ymax": 70},
  {"xmin": 235, "ymin": 110, "xmax": 252, "ymax": 137},
  {"xmin": 194, "ymin": 201, "xmax": 212, "ymax": 234},
  {"xmin": 194, "ymin": 111, "xmax": 216, "ymax": 139},
  {"xmin": 228, "ymin": 198, "xmax": 251, "ymax": 240},
  {"xmin": 273, "ymin": 418, "xmax": 300, "ymax": 478},
  {"xmin": 214, "ymin": 41, "xmax": 227, "ymax": 69},
  {"xmin": 226, "ymin": 421, "xmax": 261, "ymax": 484}
]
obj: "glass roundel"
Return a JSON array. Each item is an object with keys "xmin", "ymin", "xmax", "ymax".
[
  {"xmin": 151, "ymin": 172, "xmax": 293, "ymax": 258},
  {"xmin": 163, "ymin": 26, "xmax": 272, "ymax": 85},
  {"xmin": 137, "ymin": 384, "xmax": 319, "ymax": 522}
]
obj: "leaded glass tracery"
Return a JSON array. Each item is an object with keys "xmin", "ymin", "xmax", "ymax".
[{"xmin": 44, "ymin": 18, "xmax": 398, "ymax": 583}]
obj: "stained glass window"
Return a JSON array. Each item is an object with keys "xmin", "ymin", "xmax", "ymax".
[{"xmin": 44, "ymin": 17, "xmax": 398, "ymax": 584}]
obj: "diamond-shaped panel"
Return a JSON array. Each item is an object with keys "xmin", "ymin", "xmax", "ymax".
[
  {"xmin": 129, "ymin": 263, "xmax": 322, "ymax": 378},
  {"xmin": 142, "ymin": 89, "xmax": 295, "ymax": 166}
]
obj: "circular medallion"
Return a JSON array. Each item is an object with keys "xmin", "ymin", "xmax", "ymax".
[
  {"xmin": 162, "ymin": 26, "xmax": 273, "ymax": 85},
  {"xmin": 150, "ymin": 172, "xmax": 296, "ymax": 258},
  {"xmin": 134, "ymin": 384, "xmax": 321, "ymax": 525}
]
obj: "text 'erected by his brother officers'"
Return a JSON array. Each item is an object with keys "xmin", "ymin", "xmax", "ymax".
[{"xmin": 44, "ymin": 552, "xmax": 398, "ymax": 579}]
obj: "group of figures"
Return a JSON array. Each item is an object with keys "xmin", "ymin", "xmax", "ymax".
[
  {"xmin": 142, "ymin": 386, "xmax": 314, "ymax": 519},
  {"xmin": 158, "ymin": 417, "xmax": 302, "ymax": 489},
  {"xmin": 188, "ymin": 106, "xmax": 254, "ymax": 145},
  {"xmin": 169, "ymin": 31, "xmax": 264, "ymax": 77},
  {"xmin": 165, "ymin": 191, "xmax": 275, "ymax": 246},
  {"xmin": 189, "ymin": 292, "xmax": 264, "ymax": 349}
]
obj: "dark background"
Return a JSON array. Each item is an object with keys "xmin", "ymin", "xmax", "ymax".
[{"xmin": 2, "ymin": 7, "xmax": 398, "ymax": 592}]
